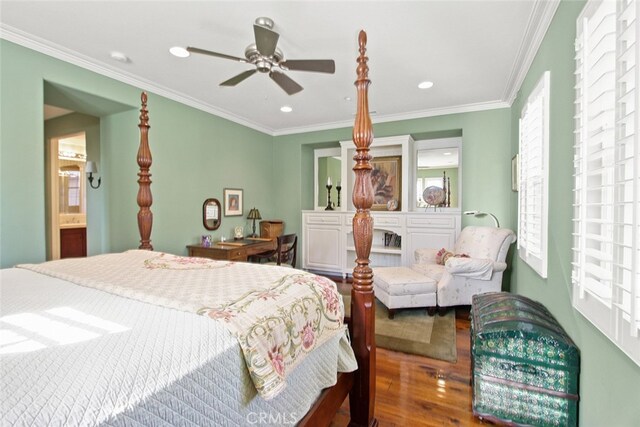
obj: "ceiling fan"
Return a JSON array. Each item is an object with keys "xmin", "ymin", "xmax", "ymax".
[{"xmin": 186, "ymin": 17, "xmax": 335, "ymax": 95}]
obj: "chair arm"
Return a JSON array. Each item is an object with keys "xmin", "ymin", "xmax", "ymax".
[
  {"xmin": 415, "ymin": 248, "xmax": 439, "ymax": 264},
  {"xmin": 493, "ymin": 261, "xmax": 507, "ymax": 273},
  {"xmin": 445, "ymin": 257, "xmax": 495, "ymax": 280}
]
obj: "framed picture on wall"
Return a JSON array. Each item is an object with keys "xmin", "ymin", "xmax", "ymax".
[
  {"xmin": 223, "ymin": 188, "xmax": 243, "ymax": 216},
  {"xmin": 371, "ymin": 156, "xmax": 402, "ymax": 210}
]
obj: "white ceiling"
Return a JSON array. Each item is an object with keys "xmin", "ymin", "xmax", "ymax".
[{"xmin": 0, "ymin": 1, "xmax": 558, "ymax": 136}]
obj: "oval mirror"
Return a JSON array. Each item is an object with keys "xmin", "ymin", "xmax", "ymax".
[{"xmin": 203, "ymin": 198, "xmax": 221, "ymax": 230}]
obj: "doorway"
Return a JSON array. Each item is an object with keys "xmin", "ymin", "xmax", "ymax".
[{"xmin": 47, "ymin": 132, "xmax": 88, "ymax": 259}]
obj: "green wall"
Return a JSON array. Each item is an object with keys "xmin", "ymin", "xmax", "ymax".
[
  {"xmin": 0, "ymin": 39, "xmax": 273, "ymax": 267},
  {"xmin": 510, "ymin": 1, "xmax": 640, "ymax": 425}
]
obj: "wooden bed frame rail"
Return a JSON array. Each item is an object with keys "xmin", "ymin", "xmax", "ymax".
[{"xmin": 135, "ymin": 30, "xmax": 376, "ymax": 427}]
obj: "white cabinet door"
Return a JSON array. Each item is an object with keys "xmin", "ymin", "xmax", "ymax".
[
  {"xmin": 302, "ymin": 213, "xmax": 343, "ymax": 274},
  {"xmin": 304, "ymin": 225, "xmax": 342, "ymax": 272}
]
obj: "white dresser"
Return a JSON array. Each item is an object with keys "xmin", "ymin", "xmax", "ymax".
[
  {"xmin": 307, "ymin": 133, "xmax": 463, "ymax": 277},
  {"xmin": 302, "ymin": 210, "xmax": 460, "ymax": 278}
]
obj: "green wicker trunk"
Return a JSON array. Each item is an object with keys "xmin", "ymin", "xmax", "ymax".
[{"xmin": 471, "ymin": 292, "xmax": 580, "ymax": 426}]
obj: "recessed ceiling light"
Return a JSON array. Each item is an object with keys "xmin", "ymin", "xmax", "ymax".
[
  {"xmin": 443, "ymin": 152, "xmax": 452, "ymax": 156},
  {"xmin": 418, "ymin": 81, "xmax": 434, "ymax": 89},
  {"xmin": 344, "ymin": 96, "xmax": 352, "ymax": 101},
  {"xmin": 280, "ymin": 105, "xmax": 293, "ymax": 113},
  {"xmin": 169, "ymin": 46, "xmax": 190, "ymax": 58},
  {"xmin": 110, "ymin": 51, "xmax": 130, "ymax": 63}
]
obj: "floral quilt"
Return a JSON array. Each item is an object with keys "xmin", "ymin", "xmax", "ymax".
[{"xmin": 18, "ymin": 250, "xmax": 355, "ymax": 400}]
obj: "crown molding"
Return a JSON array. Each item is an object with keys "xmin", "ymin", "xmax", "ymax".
[
  {"xmin": 502, "ymin": 0, "xmax": 560, "ymax": 105},
  {"xmin": 0, "ymin": 24, "xmax": 276, "ymax": 135},
  {"xmin": 273, "ymin": 100, "xmax": 510, "ymax": 136}
]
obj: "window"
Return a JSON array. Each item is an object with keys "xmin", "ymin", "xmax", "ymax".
[
  {"xmin": 572, "ymin": 0, "xmax": 640, "ymax": 366},
  {"xmin": 518, "ymin": 71, "xmax": 550, "ymax": 278}
]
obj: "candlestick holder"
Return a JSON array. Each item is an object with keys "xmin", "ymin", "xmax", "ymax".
[
  {"xmin": 336, "ymin": 184, "xmax": 342, "ymax": 208},
  {"xmin": 325, "ymin": 184, "xmax": 334, "ymax": 210}
]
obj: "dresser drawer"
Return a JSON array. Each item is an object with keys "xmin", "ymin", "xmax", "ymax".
[
  {"xmin": 228, "ymin": 249, "xmax": 245, "ymax": 260},
  {"xmin": 406, "ymin": 215, "xmax": 455, "ymax": 229},
  {"xmin": 305, "ymin": 214, "xmax": 341, "ymax": 225},
  {"xmin": 372, "ymin": 215, "xmax": 402, "ymax": 227},
  {"xmin": 187, "ymin": 244, "xmax": 249, "ymax": 261}
]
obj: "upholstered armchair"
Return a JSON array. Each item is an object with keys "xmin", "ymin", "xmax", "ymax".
[{"xmin": 411, "ymin": 226, "xmax": 516, "ymax": 314}]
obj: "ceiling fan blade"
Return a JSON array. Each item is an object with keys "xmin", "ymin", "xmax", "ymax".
[
  {"xmin": 220, "ymin": 69, "xmax": 258, "ymax": 86},
  {"xmin": 281, "ymin": 60, "xmax": 336, "ymax": 74},
  {"xmin": 269, "ymin": 71, "xmax": 303, "ymax": 95},
  {"xmin": 254, "ymin": 24, "xmax": 279, "ymax": 57},
  {"xmin": 187, "ymin": 47, "xmax": 247, "ymax": 63}
]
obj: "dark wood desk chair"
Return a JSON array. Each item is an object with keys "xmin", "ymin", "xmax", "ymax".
[{"xmin": 250, "ymin": 233, "xmax": 297, "ymax": 268}]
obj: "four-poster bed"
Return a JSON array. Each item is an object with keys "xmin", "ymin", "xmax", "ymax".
[{"xmin": 0, "ymin": 31, "xmax": 377, "ymax": 426}]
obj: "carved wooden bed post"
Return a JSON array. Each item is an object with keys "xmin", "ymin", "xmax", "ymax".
[
  {"xmin": 137, "ymin": 92, "xmax": 153, "ymax": 250},
  {"xmin": 349, "ymin": 30, "xmax": 378, "ymax": 427}
]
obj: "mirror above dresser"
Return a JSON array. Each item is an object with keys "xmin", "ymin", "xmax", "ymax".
[
  {"xmin": 314, "ymin": 148, "xmax": 342, "ymax": 210},
  {"xmin": 415, "ymin": 137, "xmax": 462, "ymax": 210}
]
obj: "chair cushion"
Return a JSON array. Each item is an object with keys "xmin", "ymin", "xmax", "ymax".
[
  {"xmin": 411, "ymin": 263, "xmax": 444, "ymax": 282},
  {"xmin": 373, "ymin": 267, "xmax": 437, "ymax": 296}
]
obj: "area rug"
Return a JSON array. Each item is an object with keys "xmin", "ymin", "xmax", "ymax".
[{"xmin": 342, "ymin": 295, "xmax": 457, "ymax": 362}]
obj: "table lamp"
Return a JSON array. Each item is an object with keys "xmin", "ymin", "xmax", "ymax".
[{"xmin": 247, "ymin": 207, "xmax": 262, "ymax": 237}]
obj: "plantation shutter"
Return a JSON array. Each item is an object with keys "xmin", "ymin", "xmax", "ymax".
[
  {"xmin": 615, "ymin": 0, "xmax": 639, "ymax": 335},
  {"xmin": 573, "ymin": 0, "xmax": 640, "ymax": 365},
  {"xmin": 572, "ymin": 0, "xmax": 616, "ymax": 302},
  {"xmin": 518, "ymin": 71, "xmax": 550, "ymax": 278}
]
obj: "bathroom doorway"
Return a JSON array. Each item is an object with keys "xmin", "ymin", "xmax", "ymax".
[{"xmin": 47, "ymin": 132, "xmax": 88, "ymax": 259}]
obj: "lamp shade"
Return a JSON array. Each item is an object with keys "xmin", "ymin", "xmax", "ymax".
[
  {"xmin": 247, "ymin": 208, "xmax": 262, "ymax": 220},
  {"xmin": 85, "ymin": 161, "xmax": 97, "ymax": 174}
]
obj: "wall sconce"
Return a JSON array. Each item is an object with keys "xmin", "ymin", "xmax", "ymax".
[
  {"xmin": 85, "ymin": 161, "xmax": 102, "ymax": 189},
  {"xmin": 464, "ymin": 210, "xmax": 500, "ymax": 228},
  {"xmin": 247, "ymin": 207, "xmax": 262, "ymax": 238}
]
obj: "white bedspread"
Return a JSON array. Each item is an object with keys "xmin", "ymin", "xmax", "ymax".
[
  {"xmin": 0, "ymin": 268, "xmax": 355, "ymax": 426},
  {"xmin": 16, "ymin": 250, "xmax": 355, "ymax": 400}
]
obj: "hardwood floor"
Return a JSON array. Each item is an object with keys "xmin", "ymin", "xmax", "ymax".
[{"xmin": 332, "ymin": 281, "xmax": 486, "ymax": 426}]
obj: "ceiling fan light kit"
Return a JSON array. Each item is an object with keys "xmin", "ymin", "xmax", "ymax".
[{"xmin": 183, "ymin": 17, "xmax": 335, "ymax": 95}]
